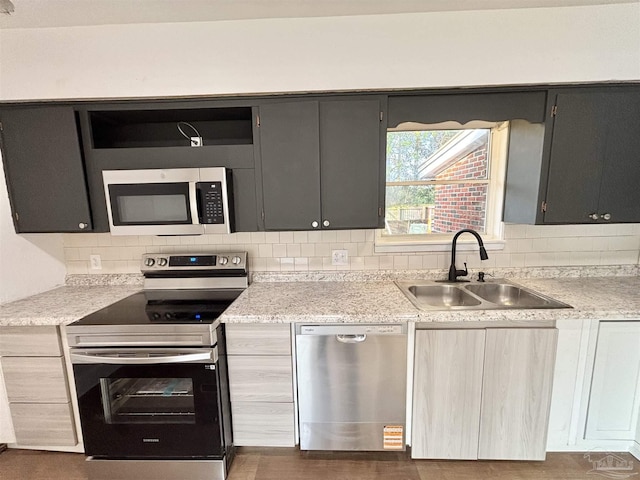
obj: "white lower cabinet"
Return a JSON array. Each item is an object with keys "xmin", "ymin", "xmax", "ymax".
[
  {"xmin": 0, "ymin": 325, "xmax": 77, "ymax": 448},
  {"xmin": 585, "ymin": 321, "xmax": 640, "ymax": 441},
  {"xmin": 225, "ymin": 323, "xmax": 295, "ymax": 447},
  {"xmin": 412, "ymin": 327, "xmax": 557, "ymax": 461}
]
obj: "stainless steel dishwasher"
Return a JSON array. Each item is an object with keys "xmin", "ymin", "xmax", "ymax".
[{"xmin": 296, "ymin": 324, "xmax": 407, "ymax": 451}]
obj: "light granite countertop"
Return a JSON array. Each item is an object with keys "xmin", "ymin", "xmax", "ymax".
[
  {"xmin": 220, "ymin": 281, "xmax": 420, "ymax": 324},
  {"xmin": 0, "ymin": 285, "xmax": 141, "ymax": 326},
  {"xmin": 220, "ymin": 276, "xmax": 640, "ymax": 324},
  {"xmin": 1, "ymin": 276, "xmax": 639, "ymax": 327}
]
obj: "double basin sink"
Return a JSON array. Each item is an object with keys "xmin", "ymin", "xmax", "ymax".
[{"xmin": 396, "ymin": 279, "xmax": 572, "ymax": 311}]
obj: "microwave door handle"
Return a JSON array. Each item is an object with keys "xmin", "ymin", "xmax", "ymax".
[
  {"xmin": 189, "ymin": 182, "xmax": 200, "ymax": 225},
  {"xmin": 70, "ymin": 351, "xmax": 214, "ymax": 364}
]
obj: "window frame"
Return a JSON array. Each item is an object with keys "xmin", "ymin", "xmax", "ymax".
[{"xmin": 375, "ymin": 120, "xmax": 509, "ymax": 253}]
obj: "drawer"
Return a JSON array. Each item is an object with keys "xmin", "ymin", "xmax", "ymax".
[
  {"xmin": 231, "ymin": 402, "xmax": 295, "ymax": 447},
  {"xmin": 2, "ymin": 356, "xmax": 70, "ymax": 403},
  {"xmin": 228, "ymin": 355, "xmax": 293, "ymax": 402},
  {"xmin": 0, "ymin": 326, "xmax": 62, "ymax": 356},
  {"xmin": 225, "ymin": 323, "xmax": 291, "ymax": 355},
  {"xmin": 11, "ymin": 402, "xmax": 77, "ymax": 446}
]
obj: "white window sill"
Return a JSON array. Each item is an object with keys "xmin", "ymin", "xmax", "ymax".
[{"xmin": 374, "ymin": 238, "xmax": 506, "ymax": 254}]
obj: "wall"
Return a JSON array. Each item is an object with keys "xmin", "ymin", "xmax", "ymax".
[
  {"xmin": 0, "ymin": 4, "xmax": 639, "ymax": 100},
  {"xmin": 0, "ymin": 152, "xmax": 66, "ymax": 304},
  {"xmin": 1, "ymin": 4, "xmax": 639, "ymax": 296},
  {"xmin": 62, "ymin": 223, "xmax": 640, "ymax": 275}
]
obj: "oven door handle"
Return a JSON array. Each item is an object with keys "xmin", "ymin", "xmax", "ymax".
[{"xmin": 70, "ymin": 350, "xmax": 215, "ymax": 364}]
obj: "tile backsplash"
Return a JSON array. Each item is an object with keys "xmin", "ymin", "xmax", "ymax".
[{"xmin": 63, "ymin": 223, "xmax": 640, "ymax": 275}]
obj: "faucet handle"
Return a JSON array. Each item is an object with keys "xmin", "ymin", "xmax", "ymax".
[{"xmin": 456, "ymin": 262, "xmax": 468, "ymax": 278}]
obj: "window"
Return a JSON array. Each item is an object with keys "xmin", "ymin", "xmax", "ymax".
[{"xmin": 377, "ymin": 121, "xmax": 508, "ymax": 252}]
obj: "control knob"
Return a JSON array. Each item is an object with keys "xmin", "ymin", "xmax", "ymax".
[
  {"xmin": 232, "ymin": 256, "xmax": 242, "ymax": 265},
  {"xmin": 218, "ymin": 256, "xmax": 229, "ymax": 265},
  {"xmin": 144, "ymin": 258, "xmax": 155, "ymax": 267},
  {"xmin": 157, "ymin": 257, "xmax": 168, "ymax": 267}
]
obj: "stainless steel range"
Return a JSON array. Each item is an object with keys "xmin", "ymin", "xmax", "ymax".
[{"xmin": 66, "ymin": 252, "xmax": 248, "ymax": 480}]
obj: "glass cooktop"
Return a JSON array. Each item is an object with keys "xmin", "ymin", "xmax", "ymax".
[{"xmin": 71, "ymin": 289, "xmax": 244, "ymax": 326}]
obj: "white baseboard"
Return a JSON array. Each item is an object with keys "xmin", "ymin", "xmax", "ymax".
[{"xmin": 630, "ymin": 442, "xmax": 640, "ymax": 461}]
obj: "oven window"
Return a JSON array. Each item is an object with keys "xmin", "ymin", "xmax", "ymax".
[{"xmin": 100, "ymin": 377, "xmax": 195, "ymax": 424}]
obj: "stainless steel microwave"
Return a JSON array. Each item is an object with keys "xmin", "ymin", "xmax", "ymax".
[{"xmin": 102, "ymin": 167, "xmax": 233, "ymax": 236}]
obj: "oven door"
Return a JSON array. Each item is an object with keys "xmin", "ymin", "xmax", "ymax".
[{"xmin": 71, "ymin": 348, "xmax": 224, "ymax": 459}]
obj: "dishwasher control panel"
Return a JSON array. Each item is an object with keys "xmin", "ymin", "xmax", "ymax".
[{"xmin": 298, "ymin": 324, "xmax": 406, "ymax": 335}]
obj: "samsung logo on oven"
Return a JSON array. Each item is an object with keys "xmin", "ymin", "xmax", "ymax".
[{"xmin": 143, "ymin": 438, "xmax": 160, "ymax": 443}]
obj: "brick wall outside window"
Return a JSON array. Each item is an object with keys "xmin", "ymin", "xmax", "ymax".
[{"xmin": 432, "ymin": 147, "xmax": 488, "ymax": 233}]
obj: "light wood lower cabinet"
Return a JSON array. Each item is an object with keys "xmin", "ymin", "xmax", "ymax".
[
  {"xmin": 225, "ymin": 323, "xmax": 295, "ymax": 447},
  {"xmin": 231, "ymin": 402, "xmax": 295, "ymax": 447},
  {"xmin": 585, "ymin": 321, "xmax": 640, "ymax": 441},
  {"xmin": 478, "ymin": 328, "xmax": 557, "ymax": 460},
  {"xmin": 2, "ymin": 357, "xmax": 70, "ymax": 403},
  {"xmin": 0, "ymin": 325, "xmax": 77, "ymax": 448},
  {"xmin": 228, "ymin": 356, "xmax": 293, "ymax": 402},
  {"xmin": 412, "ymin": 327, "xmax": 557, "ymax": 461},
  {"xmin": 412, "ymin": 329, "xmax": 485, "ymax": 459},
  {"xmin": 10, "ymin": 403, "xmax": 76, "ymax": 446}
]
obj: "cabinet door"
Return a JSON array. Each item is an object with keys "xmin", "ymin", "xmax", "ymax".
[
  {"xmin": 230, "ymin": 402, "xmax": 295, "ymax": 447},
  {"xmin": 478, "ymin": 328, "xmax": 557, "ymax": 461},
  {"xmin": 544, "ymin": 88, "xmax": 640, "ymax": 224},
  {"xmin": 586, "ymin": 321, "xmax": 640, "ymax": 441},
  {"xmin": 597, "ymin": 91, "xmax": 640, "ymax": 223},
  {"xmin": 319, "ymin": 99, "xmax": 384, "ymax": 229},
  {"xmin": 412, "ymin": 329, "xmax": 485, "ymax": 460},
  {"xmin": 0, "ymin": 106, "xmax": 93, "ymax": 232},
  {"xmin": 0, "ymin": 326, "xmax": 62, "ymax": 357},
  {"xmin": 543, "ymin": 92, "xmax": 607, "ymax": 223},
  {"xmin": 227, "ymin": 356, "xmax": 293, "ymax": 402},
  {"xmin": 225, "ymin": 323, "xmax": 291, "ymax": 355},
  {"xmin": 10, "ymin": 402, "xmax": 77, "ymax": 446},
  {"xmin": 259, "ymin": 102, "xmax": 321, "ymax": 230},
  {"xmin": 2, "ymin": 357, "xmax": 70, "ymax": 403}
]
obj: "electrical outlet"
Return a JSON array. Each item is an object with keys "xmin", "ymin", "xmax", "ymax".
[
  {"xmin": 331, "ymin": 249, "xmax": 348, "ymax": 266},
  {"xmin": 190, "ymin": 136, "xmax": 203, "ymax": 147},
  {"xmin": 90, "ymin": 254, "xmax": 102, "ymax": 270}
]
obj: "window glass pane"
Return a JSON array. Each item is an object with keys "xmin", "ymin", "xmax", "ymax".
[
  {"xmin": 385, "ymin": 129, "xmax": 491, "ymax": 236},
  {"xmin": 384, "ymin": 184, "xmax": 488, "ymax": 235},
  {"xmin": 100, "ymin": 377, "xmax": 195, "ymax": 424},
  {"xmin": 385, "ymin": 185, "xmax": 434, "ymax": 235},
  {"xmin": 432, "ymin": 183, "xmax": 488, "ymax": 233},
  {"xmin": 387, "ymin": 131, "xmax": 459, "ymax": 182}
]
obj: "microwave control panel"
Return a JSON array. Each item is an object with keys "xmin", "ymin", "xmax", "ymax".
[{"xmin": 197, "ymin": 182, "xmax": 225, "ymax": 224}]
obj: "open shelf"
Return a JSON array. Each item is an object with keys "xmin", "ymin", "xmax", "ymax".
[{"xmin": 90, "ymin": 107, "xmax": 253, "ymax": 149}]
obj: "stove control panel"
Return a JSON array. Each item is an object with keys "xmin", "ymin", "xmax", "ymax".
[{"xmin": 141, "ymin": 252, "xmax": 247, "ymax": 273}]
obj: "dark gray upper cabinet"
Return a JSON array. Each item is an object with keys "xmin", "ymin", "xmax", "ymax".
[
  {"xmin": 544, "ymin": 88, "xmax": 640, "ymax": 224},
  {"xmin": 258, "ymin": 97, "xmax": 386, "ymax": 231},
  {"xmin": 504, "ymin": 86, "xmax": 640, "ymax": 225},
  {"xmin": 0, "ymin": 106, "xmax": 93, "ymax": 233},
  {"xmin": 79, "ymin": 103, "xmax": 260, "ymax": 232}
]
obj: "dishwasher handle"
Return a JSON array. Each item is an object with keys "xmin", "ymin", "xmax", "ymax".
[{"xmin": 336, "ymin": 334, "xmax": 367, "ymax": 344}]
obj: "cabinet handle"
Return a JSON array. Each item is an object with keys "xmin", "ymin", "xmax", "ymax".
[
  {"xmin": 78, "ymin": 222, "xmax": 88, "ymax": 229},
  {"xmin": 588, "ymin": 213, "xmax": 599, "ymax": 220},
  {"xmin": 602, "ymin": 213, "xmax": 611, "ymax": 221},
  {"xmin": 311, "ymin": 221, "xmax": 319, "ymax": 228},
  {"xmin": 323, "ymin": 220, "xmax": 330, "ymax": 227}
]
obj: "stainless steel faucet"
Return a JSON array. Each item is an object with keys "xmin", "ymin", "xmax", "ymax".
[{"xmin": 446, "ymin": 229, "xmax": 489, "ymax": 282}]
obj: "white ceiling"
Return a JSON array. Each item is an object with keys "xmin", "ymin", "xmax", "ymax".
[{"xmin": 0, "ymin": 0, "xmax": 636, "ymax": 29}]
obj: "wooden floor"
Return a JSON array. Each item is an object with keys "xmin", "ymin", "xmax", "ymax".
[{"xmin": 1, "ymin": 448, "xmax": 638, "ymax": 480}]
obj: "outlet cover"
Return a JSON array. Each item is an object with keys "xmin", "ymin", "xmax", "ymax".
[
  {"xmin": 331, "ymin": 249, "xmax": 348, "ymax": 266},
  {"xmin": 90, "ymin": 254, "xmax": 102, "ymax": 270}
]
